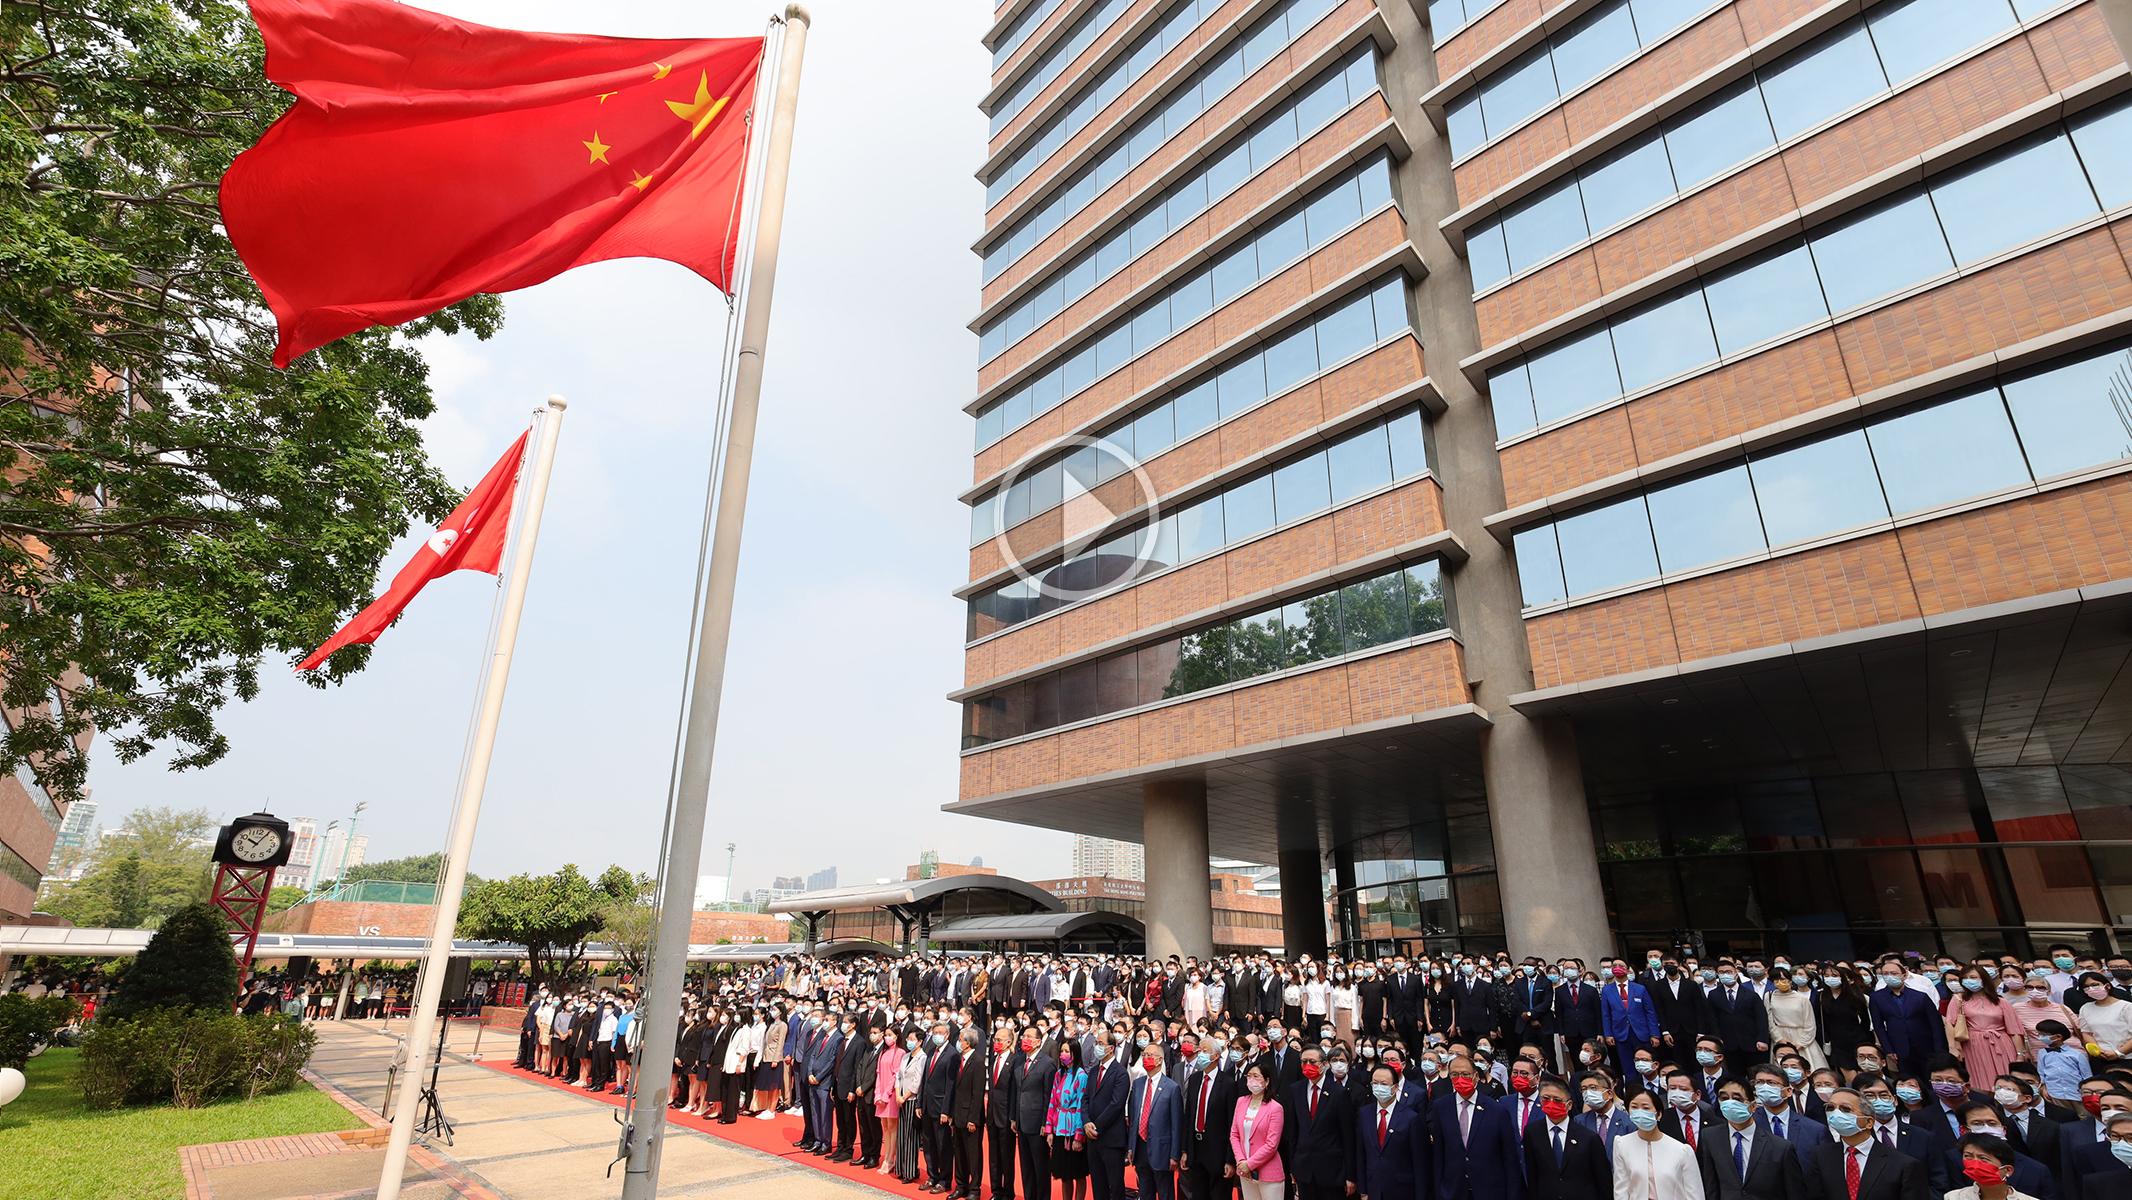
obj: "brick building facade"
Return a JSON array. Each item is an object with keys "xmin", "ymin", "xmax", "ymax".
[{"xmin": 949, "ymin": 0, "xmax": 2132, "ymax": 962}]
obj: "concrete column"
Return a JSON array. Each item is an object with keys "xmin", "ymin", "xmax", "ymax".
[
  {"xmin": 2101, "ymin": 0, "xmax": 2132, "ymax": 68},
  {"xmin": 1376, "ymin": 0, "xmax": 1613, "ymax": 963},
  {"xmin": 1278, "ymin": 847, "xmax": 1329, "ymax": 960},
  {"xmin": 1142, "ymin": 778, "xmax": 1213, "ymax": 960}
]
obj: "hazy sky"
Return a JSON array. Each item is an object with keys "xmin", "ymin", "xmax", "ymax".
[{"xmin": 82, "ymin": 0, "xmax": 1076, "ymax": 893}]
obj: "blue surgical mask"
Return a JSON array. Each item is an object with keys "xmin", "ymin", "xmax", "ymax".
[
  {"xmin": 1718, "ymin": 972, "xmax": 1738, "ymax": 986},
  {"xmin": 1696, "ymin": 1050, "xmax": 1717, "ymax": 1066},
  {"xmin": 1547, "ymin": 973, "xmax": 1562, "ymax": 984},
  {"xmin": 1963, "ymin": 978, "xmax": 1984, "ymax": 992},
  {"xmin": 1629, "ymin": 1109, "xmax": 1660, "ymax": 1132},
  {"xmin": 2115, "ymin": 1142, "xmax": 2132, "ymax": 1168},
  {"xmin": 1792, "ymin": 975, "xmax": 1810, "ymax": 987},
  {"xmin": 1720, "ymin": 1100, "xmax": 1753, "ymax": 1124},
  {"xmin": 1700, "ymin": 969, "xmax": 1718, "ymax": 983},
  {"xmin": 1460, "ymin": 964, "xmax": 1475, "ymax": 977},
  {"xmin": 1823, "ymin": 976, "xmax": 1842, "ymax": 989},
  {"xmin": 1137, "ymin": 1036, "xmax": 1150, "ymax": 1048},
  {"xmin": 1755, "ymin": 1084, "xmax": 1785, "ymax": 1106},
  {"xmin": 1826, "ymin": 1111, "xmax": 1860, "ymax": 1137},
  {"xmin": 1226, "ymin": 1050, "xmax": 1243, "ymax": 1065},
  {"xmin": 1894, "ymin": 1086, "xmax": 1921, "ymax": 1105},
  {"xmin": 2057, "ymin": 957, "xmax": 2079, "ymax": 971},
  {"xmin": 930, "ymin": 1033, "xmax": 945, "ymax": 1047},
  {"xmin": 1194, "ymin": 1052, "xmax": 1211, "ymax": 1070},
  {"xmin": 1583, "ymin": 1088, "xmax": 1608, "ymax": 1108},
  {"xmin": 1870, "ymin": 1098, "xmax": 1898, "ymax": 1118},
  {"xmin": 1785, "ymin": 1068, "xmax": 1804, "ymax": 1084},
  {"xmin": 1373, "ymin": 1082, "xmax": 1396, "ymax": 1103},
  {"xmin": 1420, "ymin": 1059, "xmax": 1439, "ymax": 1075}
]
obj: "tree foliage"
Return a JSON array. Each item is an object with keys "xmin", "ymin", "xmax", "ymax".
[
  {"xmin": 456, "ymin": 864, "xmax": 632, "ymax": 986},
  {"xmin": 104, "ymin": 900, "xmax": 237, "ymax": 1019},
  {"xmin": 594, "ymin": 867, "xmax": 659, "ymax": 977},
  {"xmin": 0, "ymin": 0, "xmax": 504, "ymax": 801},
  {"xmin": 38, "ymin": 804, "xmax": 211, "ymax": 927},
  {"xmin": 338, "ymin": 851, "xmax": 479, "ymax": 887}
]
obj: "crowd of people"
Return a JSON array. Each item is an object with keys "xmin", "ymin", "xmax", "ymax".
[{"xmin": 497, "ymin": 943, "xmax": 2132, "ymax": 1200}]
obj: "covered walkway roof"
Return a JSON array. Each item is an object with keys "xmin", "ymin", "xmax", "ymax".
[
  {"xmin": 932, "ymin": 911, "xmax": 1144, "ymax": 949},
  {"xmin": 763, "ymin": 874, "xmax": 1060, "ymax": 919}
]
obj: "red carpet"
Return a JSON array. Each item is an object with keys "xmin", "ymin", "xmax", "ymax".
[{"xmin": 479, "ymin": 1060, "xmax": 937, "ymax": 1198}]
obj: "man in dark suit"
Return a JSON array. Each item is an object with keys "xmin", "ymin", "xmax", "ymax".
[
  {"xmin": 920, "ymin": 1022, "xmax": 965, "ymax": 1195},
  {"xmin": 1433, "ymin": 1055, "xmax": 1526, "ymax": 1200},
  {"xmin": 1657, "ymin": 1069, "xmax": 1719, "ymax": 1154},
  {"xmin": 2065, "ymin": 1102, "xmax": 2132, "ymax": 1200},
  {"xmin": 1523, "ymin": 1076, "xmax": 1608, "ymax": 1200},
  {"xmin": 1357, "ymin": 1064, "xmax": 1430, "ymax": 1200},
  {"xmin": 1993, "ymin": 1073, "xmax": 2062, "ymax": 1187},
  {"xmin": 986, "ymin": 1028, "xmax": 1021, "ymax": 1200},
  {"xmin": 1807, "ymin": 1087, "xmax": 1932, "ymax": 1200},
  {"xmin": 1512, "ymin": 963, "xmax": 1555, "ymax": 1055},
  {"xmin": 1085, "ymin": 1033, "xmax": 1131, "ymax": 1200},
  {"xmin": 1553, "ymin": 962, "xmax": 1601, "ymax": 1075},
  {"xmin": 830, "ymin": 1016, "xmax": 865, "ymax": 1161},
  {"xmin": 1255, "ymin": 1025, "xmax": 1303, "ymax": 1098},
  {"xmin": 1449, "ymin": 968, "xmax": 1496, "ymax": 1045},
  {"xmin": 1011, "ymin": 1028, "xmax": 1056, "ymax": 1200},
  {"xmin": 1180, "ymin": 1038, "xmax": 1237, "ymax": 1200},
  {"xmin": 1702, "ymin": 1078, "xmax": 1809, "ymax": 1200},
  {"xmin": 1704, "ymin": 965, "xmax": 1770, "ymax": 1075},
  {"xmin": 1645, "ymin": 960, "xmax": 1706, "ymax": 1055},
  {"xmin": 1387, "ymin": 957, "xmax": 1424, "ymax": 1047},
  {"xmin": 1854, "ymin": 1073, "xmax": 1948, "ymax": 1194},
  {"xmin": 1747, "ymin": 1065, "xmax": 1827, "ymax": 1160},
  {"xmin": 1282, "ymin": 1048, "xmax": 1353, "ymax": 1200},
  {"xmin": 951, "ymin": 1029, "xmax": 989, "ymax": 1200},
  {"xmin": 1358, "ymin": 965, "xmax": 1391, "ymax": 1039},
  {"xmin": 1867, "ymin": 969, "xmax": 1946, "ymax": 1071},
  {"xmin": 1128, "ymin": 1043, "xmax": 1186, "ymax": 1200}
]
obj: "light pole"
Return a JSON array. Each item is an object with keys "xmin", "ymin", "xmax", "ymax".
[
  {"xmin": 306, "ymin": 820, "xmax": 338, "ymax": 902},
  {"xmin": 723, "ymin": 843, "xmax": 735, "ymax": 904},
  {"xmin": 332, "ymin": 801, "xmax": 367, "ymax": 897}
]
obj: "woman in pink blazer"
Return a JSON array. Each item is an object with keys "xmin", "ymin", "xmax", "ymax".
[{"xmin": 1228, "ymin": 1063, "xmax": 1286, "ymax": 1200}]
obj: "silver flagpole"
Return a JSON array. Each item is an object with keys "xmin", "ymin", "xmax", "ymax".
[
  {"xmin": 620, "ymin": 7, "xmax": 809, "ymax": 1197},
  {"xmin": 375, "ymin": 396, "xmax": 568, "ymax": 1200}
]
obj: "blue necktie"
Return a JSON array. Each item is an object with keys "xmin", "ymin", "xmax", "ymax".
[
  {"xmin": 1772, "ymin": 1115, "xmax": 1784, "ymax": 1140},
  {"xmin": 1735, "ymin": 1132, "xmax": 1747, "ymax": 1178},
  {"xmin": 1553, "ymin": 1125, "xmax": 1564, "ymax": 1168}
]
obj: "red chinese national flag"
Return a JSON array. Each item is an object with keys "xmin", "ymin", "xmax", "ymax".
[
  {"xmin": 299, "ymin": 432, "xmax": 528, "ymax": 670},
  {"xmin": 221, "ymin": 0, "xmax": 763, "ymax": 366}
]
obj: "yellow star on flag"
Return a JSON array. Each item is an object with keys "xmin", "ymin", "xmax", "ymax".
[
  {"xmin": 665, "ymin": 71, "xmax": 731, "ymax": 140},
  {"xmin": 583, "ymin": 132, "xmax": 611, "ymax": 164},
  {"xmin": 595, "ymin": 92, "xmax": 617, "ymax": 103},
  {"xmin": 652, "ymin": 62, "xmax": 673, "ymax": 79},
  {"xmin": 628, "ymin": 170, "xmax": 653, "ymax": 191}
]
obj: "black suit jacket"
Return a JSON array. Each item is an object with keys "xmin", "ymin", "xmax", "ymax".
[
  {"xmin": 1450, "ymin": 979, "xmax": 1496, "ymax": 1036},
  {"xmin": 1809, "ymin": 1140, "xmax": 1932, "ymax": 1200},
  {"xmin": 1280, "ymin": 1078, "xmax": 1353, "ymax": 1188},
  {"xmin": 985, "ymin": 1047, "xmax": 1018, "ymax": 1127},
  {"xmin": 1703, "ymin": 984, "xmax": 1769, "ymax": 1055},
  {"xmin": 1701, "ymin": 1124, "xmax": 1808, "ymax": 1200},
  {"xmin": 952, "ymin": 1046, "xmax": 986, "ymax": 1127},
  {"xmin": 1085, "ymin": 1060, "xmax": 1129, "ymax": 1151},
  {"xmin": 2066, "ymin": 1138, "xmax": 2131, "ymax": 1200},
  {"xmin": 2011, "ymin": 1109, "xmax": 2065, "ymax": 1184},
  {"xmin": 1647, "ymin": 974, "xmax": 1705, "ymax": 1046},
  {"xmin": 1181, "ymin": 1066, "xmax": 1239, "ymax": 1168},
  {"xmin": 1386, "ymin": 973, "xmax": 1424, "ymax": 1022},
  {"xmin": 1012, "ymin": 1050, "xmax": 1056, "ymax": 1134},
  {"xmin": 1254, "ymin": 1047, "xmax": 1303, "ymax": 1097},
  {"xmin": 2084, "ymin": 1169, "xmax": 2132, "ymax": 1200},
  {"xmin": 919, "ymin": 1043, "xmax": 962, "ymax": 1118},
  {"xmin": 1523, "ymin": 1118, "xmax": 1611, "ymax": 1200}
]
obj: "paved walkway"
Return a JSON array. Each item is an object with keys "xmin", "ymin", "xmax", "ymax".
[{"xmin": 297, "ymin": 1021, "xmax": 880, "ymax": 1200}]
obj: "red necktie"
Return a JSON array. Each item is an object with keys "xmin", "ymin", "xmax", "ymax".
[
  {"xmin": 1310, "ymin": 1084, "xmax": 1320, "ymax": 1121},
  {"xmin": 1198, "ymin": 1077, "xmax": 1211, "ymax": 1134},
  {"xmin": 1846, "ymin": 1147, "xmax": 1861, "ymax": 1200},
  {"xmin": 1683, "ymin": 1114, "xmax": 1697, "ymax": 1150},
  {"xmin": 1379, "ymin": 1108, "xmax": 1390, "ymax": 1147},
  {"xmin": 1140, "ymin": 1079, "xmax": 1153, "ymax": 1139}
]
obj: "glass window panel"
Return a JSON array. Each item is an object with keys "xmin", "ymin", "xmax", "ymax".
[
  {"xmin": 1057, "ymin": 659, "xmax": 1102, "ymax": 726},
  {"xmin": 1281, "ymin": 592, "xmax": 1344, "ymax": 667},
  {"xmin": 1223, "ymin": 472, "xmax": 1276, "ymax": 542},
  {"xmin": 1759, "ymin": 23, "xmax": 1886, "ymax": 141},
  {"xmin": 1132, "ymin": 303, "xmax": 1171, "ymax": 356},
  {"xmin": 1580, "ymin": 136, "xmax": 1677, "ymax": 233},
  {"xmin": 1663, "ymin": 82, "xmax": 1774, "ymax": 190},
  {"xmin": 976, "ymin": 404, "xmax": 1003, "ymax": 449},
  {"xmin": 1341, "ymin": 571, "xmax": 1411, "ymax": 652},
  {"xmin": 1645, "ymin": 464, "xmax": 1766, "ymax": 573},
  {"xmin": 1205, "ymin": 140, "xmax": 1252, "ymax": 199},
  {"xmin": 1807, "ymin": 193, "xmax": 1953, "ymax": 314},
  {"xmin": 1232, "ymin": 608, "xmax": 1286, "ymax": 680},
  {"xmin": 1263, "ymin": 323, "xmax": 1319, "ymax": 394},
  {"xmin": 1980, "ymin": 767, "xmax": 2082, "ymax": 841},
  {"xmin": 1372, "ymin": 276, "xmax": 1409, "ymax": 340},
  {"xmin": 1609, "ymin": 288, "xmax": 1718, "ymax": 392},
  {"xmin": 1816, "ymin": 775, "xmax": 1909, "ymax": 845},
  {"xmin": 1294, "ymin": 67, "xmax": 1349, "ymax": 134},
  {"xmin": 1702, "ymin": 243, "xmax": 1828, "ymax": 354},
  {"xmin": 1489, "ymin": 360, "xmax": 1537, "ymax": 436},
  {"xmin": 2091, "ymin": 846, "xmax": 2132, "ymax": 925},
  {"xmin": 1628, "ymin": 0, "xmax": 1707, "ymax": 42},
  {"xmin": 1167, "ymin": 172, "xmax": 1210, "ymax": 228},
  {"xmin": 1062, "ymin": 348, "xmax": 1097, "ymax": 396},
  {"xmin": 1867, "ymin": 0, "xmax": 2017, "ymax": 86},
  {"xmin": 1093, "ymin": 650, "xmax": 1140, "ymax": 716},
  {"xmin": 1028, "ymin": 461, "xmax": 1063, "ymax": 513},
  {"xmin": 2002, "ymin": 846, "xmax": 2103, "ymax": 923},
  {"xmin": 1170, "ymin": 271, "xmax": 1215, "ymax": 328},
  {"xmin": 1176, "ymin": 495, "xmax": 1226, "ymax": 560},
  {"xmin": 1405, "ymin": 562, "xmax": 1448, "ymax": 633},
  {"xmin": 1469, "ymin": 219, "xmax": 1512, "ymax": 290},
  {"xmin": 1551, "ymin": 3, "xmax": 1642, "ymax": 95},
  {"xmin": 2070, "ymin": 100, "xmax": 2132, "ymax": 210},
  {"xmin": 2063, "ymin": 765, "xmax": 2132, "ymax": 840},
  {"xmin": 1250, "ymin": 102, "xmax": 1300, "ymax": 167},
  {"xmin": 1097, "ymin": 323, "xmax": 1134, "ymax": 375},
  {"xmin": 1144, "ymin": 515, "xmax": 1179, "ymax": 571},
  {"xmin": 1326, "ymin": 421, "xmax": 1393, "ymax": 502},
  {"xmin": 1502, "ymin": 183, "xmax": 1590, "ymax": 274},
  {"xmin": 1217, "ymin": 354, "xmax": 1266, "ymax": 418},
  {"xmin": 1429, "ymin": 0, "xmax": 1466, "ymax": 40},
  {"xmin": 1131, "ymin": 205, "xmax": 1168, "ymax": 258},
  {"xmin": 1479, "ymin": 44, "xmax": 1562, "ymax": 140},
  {"xmin": 1210, "ymin": 241, "xmax": 1257, "ymax": 303},
  {"xmin": 2001, "ymin": 347, "xmax": 2132, "ymax": 478},
  {"xmin": 1747, "ymin": 428, "xmax": 1891, "ymax": 547},
  {"xmin": 1866, "ymin": 390, "xmax": 2031, "ymax": 514},
  {"xmin": 1739, "ymin": 780, "xmax": 1826, "ymax": 850},
  {"xmin": 1316, "ymin": 293, "xmax": 1378, "ymax": 366},
  {"xmin": 1513, "ymin": 524, "xmax": 1567, "ymax": 606},
  {"xmin": 1174, "ymin": 377, "xmax": 1220, "ymax": 438},
  {"xmin": 1032, "ymin": 369, "xmax": 1064, "ymax": 413},
  {"xmin": 1031, "ymin": 671, "xmax": 1060, "ymax": 731},
  {"xmin": 970, "ymin": 494, "xmax": 997, "ymax": 546},
  {"xmin": 1202, "ymin": 43, "xmax": 1245, "ymax": 98},
  {"xmin": 1305, "ymin": 177, "xmax": 1364, "ymax": 246},
  {"xmin": 1388, "ymin": 407, "xmax": 1428, "ymax": 478},
  {"xmin": 1272, "ymin": 452, "xmax": 1333, "ymax": 522},
  {"xmin": 1557, "ymin": 494, "xmax": 1659, "ymax": 596},
  {"xmin": 1527, "ymin": 324, "xmax": 1624, "ymax": 423},
  {"xmin": 1606, "ymin": 860, "xmax": 1684, "ymax": 931},
  {"xmin": 1255, "ymin": 210, "xmax": 1309, "ymax": 276},
  {"xmin": 1447, "ymin": 88, "xmax": 1484, "ymax": 156},
  {"xmin": 1359, "ymin": 153, "xmax": 1394, "ymax": 211},
  {"xmin": 1838, "ymin": 850, "xmax": 1934, "ymax": 926},
  {"xmin": 1164, "ymin": 624, "xmax": 1235, "ymax": 697},
  {"xmin": 1929, "ymin": 133, "xmax": 2098, "ymax": 264},
  {"xmin": 1680, "ymin": 856, "xmax": 1753, "ymax": 927},
  {"xmin": 1131, "ymin": 402, "xmax": 1175, "ymax": 460}
]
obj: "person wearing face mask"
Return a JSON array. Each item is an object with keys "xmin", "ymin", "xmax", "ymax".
[
  {"xmin": 948, "ymin": 1028, "xmax": 987, "ymax": 1200},
  {"xmin": 1869, "ymin": 961, "xmax": 1948, "ymax": 1076},
  {"xmin": 1177, "ymin": 1036, "xmax": 1234, "ymax": 1200},
  {"xmin": 1762, "ymin": 968, "xmax": 1824, "ymax": 1074},
  {"xmin": 1330, "ymin": 967, "xmax": 1359, "ymax": 1051},
  {"xmin": 1554, "ymin": 960, "xmax": 1602, "ymax": 1078},
  {"xmin": 1746, "ymin": 1065, "xmax": 1826, "ymax": 1161},
  {"xmin": 1615, "ymin": 1089, "xmax": 1703, "ymax": 1200},
  {"xmin": 2044, "ymin": 948, "xmax": 2085, "ymax": 1007},
  {"xmin": 1450, "ymin": 959, "xmax": 1498, "ymax": 1048},
  {"xmin": 1808, "ymin": 967, "xmax": 1869, "ymax": 1075},
  {"xmin": 1705, "ymin": 961, "xmax": 1772, "ymax": 1076},
  {"xmin": 1658, "ymin": 1068, "xmax": 1718, "ymax": 1153},
  {"xmin": 1125, "ymin": 1039, "xmax": 1184, "ymax": 1200},
  {"xmin": 1357, "ymin": 960, "xmax": 1390, "ymax": 1040},
  {"xmin": 1947, "ymin": 1132, "xmax": 2047, "ymax": 1200},
  {"xmin": 1808, "ymin": 1086, "xmax": 1933, "ymax": 1200},
  {"xmin": 1600, "ymin": 961, "xmax": 1663, "ymax": 1080},
  {"xmin": 1643, "ymin": 956, "xmax": 1703, "ymax": 1057},
  {"xmin": 1850, "ymin": 1072, "xmax": 1945, "ymax": 1191},
  {"xmin": 1987, "ymin": 1074, "xmax": 2060, "ymax": 1181},
  {"xmin": 1433, "ymin": 1054, "xmax": 1523, "ymax": 1200},
  {"xmin": 1228, "ymin": 1063, "xmax": 1285, "ymax": 1200},
  {"xmin": 1574, "ymin": 1071, "xmax": 1634, "ymax": 1151},
  {"xmin": 1355, "ymin": 1063, "xmax": 1430, "ymax": 1200},
  {"xmin": 915, "ymin": 1021, "xmax": 963, "ymax": 1193},
  {"xmin": 1933, "ymin": 1102, "xmax": 2057, "ymax": 1200},
  {"xmin": 2063, "ymin": 1084, "xmax": 2132, "ymax": 1182},
  {"xmin": 1699, "ymin": 1077, "xmax": 1808, "ymax": 1200},
  {"xmin": 2074, "ymin": 973, "xmax": 2132, "ymax": 1066},
  {"xmin": 1941, "ymin": 967, "xmax": 2026, "ymax": 1089},
  {"xmin": 1080, "ymin": 1030, "xmax": 1132, "ymax": 1200}
]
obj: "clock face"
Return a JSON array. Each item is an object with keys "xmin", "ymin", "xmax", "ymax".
[{"xmin": 230, "ymin": 826, "xmax": 283, "ymax": 862}]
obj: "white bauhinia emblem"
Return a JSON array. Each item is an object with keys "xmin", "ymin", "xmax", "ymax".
[{"xmin": 426, "ymin": 526, "xmax": 460, "ymax": 555}]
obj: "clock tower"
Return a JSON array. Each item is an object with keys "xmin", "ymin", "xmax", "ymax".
[{"xmin": 209, "ymin": 811, "xmax": 294, "ymax": 994}]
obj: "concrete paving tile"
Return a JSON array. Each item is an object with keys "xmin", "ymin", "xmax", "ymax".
[{"xmin": 202, "ymin": 1150, "xmax": 434, "ymax": 1200}]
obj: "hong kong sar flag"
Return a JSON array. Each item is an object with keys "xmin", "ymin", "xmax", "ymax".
[{"xmin": 221, "ymin": 0, "xmax": 763, "ymax": 366}]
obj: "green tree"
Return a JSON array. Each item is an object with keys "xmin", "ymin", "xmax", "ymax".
[
  {"xmin": 0, "ymin": 0, "xmax": 504, "ymax": 803},
  {"xmin": 457, "ymin": 865, "xmax": 631, "ymax": 986},
  {"xmin": 265, "ymin": 885, "xmax": 305, "ymax": 913},
  {"xmin": 594, "ymin": 868, "xmax": 659, "ymax": 977},
  {"xmin": 339, "ymin": 852, "xmax": 479, "ymax": 887},
  {"xmin": 40, "ymin": 805, "xmax": 212, "ymax": 928},
  {"xmin": 105, "ymin": 901, "xmax": 237, "ymax": 1018}
]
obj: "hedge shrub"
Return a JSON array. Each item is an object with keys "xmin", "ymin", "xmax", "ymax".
[
  {"xmin": 0, "ymin": 992, "xmax": 78, "ymax": 1068},
  {"xmin": 79, "ymin": 1008, "xmax": 319, "ymax": 1109}
]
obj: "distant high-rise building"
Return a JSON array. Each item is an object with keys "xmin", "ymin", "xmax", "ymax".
[
  {"xmin": 806, "ymin": 866, "xmax": 837, "ymax": 891},
  {"xmin": 772, "ymin": 874, "xmax": 804, "ymax": 891},
  {"xmin": 275, "ymin": 815, "xmax": 323, "ymax": 891},
  {"xmin": 1071, "ymin": 836, "xmax": 1143, "ymax": 882},
  {"xmin": 969, "ymin": 855, "xmax": 984, "ymax": 867},
  {"xmin": 314, "ymin": 829, "xmax": 368, "ymax": 885}
]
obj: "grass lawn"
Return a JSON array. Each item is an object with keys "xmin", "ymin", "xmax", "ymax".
[{"xmin": 0, "ymin": 1047, "xmax": 364, "ymax": 1199}]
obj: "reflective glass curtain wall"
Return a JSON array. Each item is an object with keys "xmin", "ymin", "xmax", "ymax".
[{"xmin": 1331, "ymin": 804, "xmax": 1504, "ymax": 957}]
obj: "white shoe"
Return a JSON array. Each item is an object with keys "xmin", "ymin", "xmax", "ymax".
[{"xmin": 755, "ymin": 1110, "xmax": 779, "ymax": 1120}]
